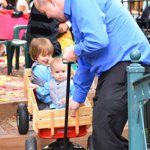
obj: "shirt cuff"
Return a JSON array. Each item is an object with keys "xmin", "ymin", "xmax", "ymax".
[
  {"xmin": 73, "ymin": 89, "xmax": 87, "ymax": 103},
  {"xmin": 65, "ymin": 21, "xmax": 71, "ymax": 29}
]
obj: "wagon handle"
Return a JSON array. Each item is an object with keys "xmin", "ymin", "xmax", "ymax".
[
  {"xmin": 64, "ymin": 62, "xmax": 72, "ymax": 150},
  {"xmin": 62, "ymin": 58, "xmax": 75, "ymax": 64}
]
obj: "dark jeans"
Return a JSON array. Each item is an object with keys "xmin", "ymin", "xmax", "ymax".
[
  {"xmin": 92, "ymin": 61, "xmax": 150, "ymax": 150},
  {"xmin": 92, "ymin": 62, "xmax": 130, "ymax": 150}
]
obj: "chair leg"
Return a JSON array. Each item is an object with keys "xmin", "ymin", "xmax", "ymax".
[
  {"xmin": 24, "ymin": 44, "xmax": 30, "ymax": 68},
  {"xmin": 6, "ymin": 42, "xmax": 14, "ymax": 75},
  {"xmin": 15, "ymin": 46, "xmax": 20, "ymax": 70}
]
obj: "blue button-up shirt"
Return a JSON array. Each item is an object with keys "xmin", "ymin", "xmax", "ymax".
[{"xmin": 64, "ymin": 0, "xmax": 150, "ymax": 103}]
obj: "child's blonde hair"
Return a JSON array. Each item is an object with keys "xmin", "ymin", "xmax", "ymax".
[
  {"xmin": 51, "ymin": 56, "xmax": 64, "ymax": 71},
  {"xmin": 29, "ymin": 38, "xmax": 54, "ymax": 61}
]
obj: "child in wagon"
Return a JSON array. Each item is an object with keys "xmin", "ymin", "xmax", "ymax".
[
  {"xmin": 29, "ymin": 37, "xmax": 54, "ymax": 110},
  {"xmin": 49, "ymin": 56, "xmax": 75, "ymax": 109},
  {"xmin": 29, "ymin": 37, "xmax": 74, "ymax": 110}
]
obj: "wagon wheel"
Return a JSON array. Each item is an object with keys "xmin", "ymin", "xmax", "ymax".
[
  {"xmin": 42, "ymin": 139, "xmax": 86, "ymax": 150},
  {"xmin": 25, "ymin": 136, "xmax": 37, "ymax": 150},
  {"xmin": 16, "ymin": 103, "xmax": 29, "ymax": 134}
]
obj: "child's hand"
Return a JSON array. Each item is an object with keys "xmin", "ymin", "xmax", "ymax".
[
  {"xmin": 60, "ymin": 98, "xmax": 66, "ymax": 105},
  {"xmin": 60, "ymin": 99, "xmax": 72, "ymax": 105},
  {"xmin": 28, "ymin": 83, "xmax": 39, "ymax": 89}
]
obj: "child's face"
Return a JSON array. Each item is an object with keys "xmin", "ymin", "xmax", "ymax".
[
  {"xmin": 37, "ymin": 53, "xmax": 52, "ymax": 65},
  {"xmin": 52, "ymin": 63, "xmax": 67, "ymax": 82}
]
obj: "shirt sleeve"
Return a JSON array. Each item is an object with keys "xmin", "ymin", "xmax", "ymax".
[
  {"xmin": 36, "ymin": 81, "xmax": 51, "ymax": 99},
  {"xmin": 74, "ymin": 0, "xmax": 109, "ymax": 57},
  {"xmin": 72, "ymin": 58, "xmax": 95, "ymax": 103},
  {"xmin": 33, "ymin": 65, "xmax": 51, "ymax": 82}
]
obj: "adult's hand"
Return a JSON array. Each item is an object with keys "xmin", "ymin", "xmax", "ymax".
[
  {"xmin": 69, "ymin": 100, "xmax": 80, "ymax": 117},
  {"xmin": 58, "ymin": 22, "xmax": 69, "ymax": 33},
  {"xmin": 63, "ymin": 46, "xmax": 77, "ymax": 62}
]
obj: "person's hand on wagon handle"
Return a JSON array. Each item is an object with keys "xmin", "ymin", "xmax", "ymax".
[
  {"xmin": 69, "ymin": 100, "xmax": 80, "ymax": 117},
  {"xmin": 62, "ymin": 46, "xmax": 79, "ymax": 117},
  {"xmin": 62, "ymin": 46, "xmax": 77, "ymax": 63}
]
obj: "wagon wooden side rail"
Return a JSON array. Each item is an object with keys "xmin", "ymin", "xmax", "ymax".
[{"xmin": 23, "ymin": 68, "xmax": 92, "ymax": 139}]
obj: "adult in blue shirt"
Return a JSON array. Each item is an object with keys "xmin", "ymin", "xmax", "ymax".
[{"xmin": 34, "ymin": 0, "xmax": 150, "ymax": 149}]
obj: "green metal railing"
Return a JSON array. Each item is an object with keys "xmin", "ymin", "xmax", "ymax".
[{"xmin": 127, "ymin": 50, "xmax": 150, "ymax": 150}]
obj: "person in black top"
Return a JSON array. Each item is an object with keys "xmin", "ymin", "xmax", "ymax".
[{"xmin": 26, "ymin": 3, "xmax": 70, "ymax": 67}]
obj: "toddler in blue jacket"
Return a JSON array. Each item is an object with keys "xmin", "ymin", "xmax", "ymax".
[{"xmin": 29, "ymin": 37, "xmax": 54, "ymax": 110}]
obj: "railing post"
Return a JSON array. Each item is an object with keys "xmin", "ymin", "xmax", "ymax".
[{"xmin": 126, "ymin": 50, "xmax": 145, "ymax": 150}]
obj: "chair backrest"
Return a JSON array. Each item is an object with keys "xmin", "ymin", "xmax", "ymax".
[{"xmin": 13, "ymin": 25, "xmax": 27, "ymax": 39}]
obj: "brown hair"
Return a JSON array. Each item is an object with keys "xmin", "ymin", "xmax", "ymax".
[{"xmin": 29, "ymin": 38, "xmax": 54, "ymax": 61}]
